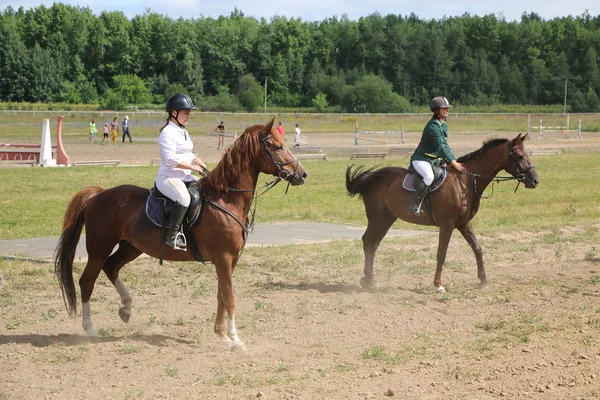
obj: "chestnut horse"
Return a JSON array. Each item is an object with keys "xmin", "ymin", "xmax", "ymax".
[
  {"xmin": 346, "ymin": 134, "xmax": 539, "ymax": 292},
  {"xmin": 54, "ymin": 119, "xmax": 307, "ymax": 350}
]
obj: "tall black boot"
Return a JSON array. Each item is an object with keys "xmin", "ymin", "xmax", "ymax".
[
  {"xmin": 408, "ymin": 181, "xmax": 430, "ymax": 215},
  {"xmin": 166, "ymin": 203, "xmax": 188, "ymax": 251}
]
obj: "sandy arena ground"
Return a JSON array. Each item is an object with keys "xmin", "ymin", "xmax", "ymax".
[
  {"xmin": 57, "ymin": 129, "xmax": 598, "ymax": 166},
  {"xmin": 1, "ymin": 130, "xmax": 600, "ymax": 400}
]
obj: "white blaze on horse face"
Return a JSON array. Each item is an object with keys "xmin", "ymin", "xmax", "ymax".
[{"xmin": 82, "ymin": 302, "xmax": 97, "ymax": 336}]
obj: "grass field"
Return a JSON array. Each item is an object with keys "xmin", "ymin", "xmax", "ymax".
[{"xmin": 0, "ymin": 154, "xmax": 598, "ymax": 240}]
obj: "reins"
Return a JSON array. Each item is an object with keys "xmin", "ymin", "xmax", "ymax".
[
  {"xmin": 461, "ymin": 143, "xmax": 533, "ymax": 199},
  {"xmin": 462, "ymin": 168, "xmax": 521, "ymax": 199}
]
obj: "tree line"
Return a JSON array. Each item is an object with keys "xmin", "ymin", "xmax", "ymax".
[{"xmin": 1, "ymin": 4, "xmax": 599, "ymax": 112}]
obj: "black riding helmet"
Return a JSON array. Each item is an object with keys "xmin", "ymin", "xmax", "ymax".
[
  {"xmin": 165, "ymin": 93, "xmax": 196, "ymax": 127},
  {"xmin": 166, "ymin": 93, "xmax": 196, "ymax": 112}
]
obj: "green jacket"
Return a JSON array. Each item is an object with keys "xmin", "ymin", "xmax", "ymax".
[{"xmin": 410, "ymin": 118, "xmax": 456, "ymax": 165}]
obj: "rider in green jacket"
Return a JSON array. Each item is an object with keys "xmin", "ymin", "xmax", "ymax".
[{"xmin": 408, "ymin": 96, "xmax": 467, "ymax": 214}]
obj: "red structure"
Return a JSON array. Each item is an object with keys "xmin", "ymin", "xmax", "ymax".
[
  {"xmin": 55, "ymin": 116, "xmax": 70, "ymax": 165},
  {"xmin": 0, "ymin": 116, "xmax": 70, "ymax": 165}
]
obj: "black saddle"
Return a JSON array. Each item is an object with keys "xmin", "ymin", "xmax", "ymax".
[
  {"xmin": 403, "ymin": 163, "xmax": 448, "ymax": 192},
  {"xmin": 145, "ymin": 181, "xmax": 203, "ymax": 229}
]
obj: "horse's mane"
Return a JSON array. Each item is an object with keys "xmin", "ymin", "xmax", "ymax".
[
  {"xmin": 456, "ymin": 138, "xmax": 509, "ymax": 163},
  {"xmin": 202, "ymin": 123, "xmax": 283, "ymax": 192}
]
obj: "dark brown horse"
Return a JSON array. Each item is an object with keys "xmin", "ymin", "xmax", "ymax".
[
  {"xmin": 346, "ymin": 133, "xmax": 539, "ymax": 292},
  {"xmin": 54, "ymin": 119, "xmax": 307, "ymax": 350}
]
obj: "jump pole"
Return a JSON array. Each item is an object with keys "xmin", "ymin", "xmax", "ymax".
[{"xmin": 55, "ymin": 116, "xmax": 70, "ymax": 165}]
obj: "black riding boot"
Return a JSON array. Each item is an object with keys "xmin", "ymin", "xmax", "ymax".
[
  {"xmin": 166, "ymin": 203, "xmax": 188, "ymax": 251},
  {"xmin": 408, "ymin": 181, "xmax": 430, "ymax": 215}
]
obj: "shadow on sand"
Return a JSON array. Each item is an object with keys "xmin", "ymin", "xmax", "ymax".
[
  {"xmin": 0, "ymin": 332, "xmax": 194, "ymax": 348},
  {"xmin": 258, "ymin": 281, "xmax": 377, "ymax": 294}
]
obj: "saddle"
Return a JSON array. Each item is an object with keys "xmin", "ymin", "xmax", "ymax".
[
  {"xmin": 145, "ymin": 182, "xmax": 207, "ymax": 263},
  {"xmin": 403, "ymin": 162, "xmax": 448, "ymax": 192},
  {"xmin": 145, "ymin": 181, "xmax": 202, "ymax": 229}
]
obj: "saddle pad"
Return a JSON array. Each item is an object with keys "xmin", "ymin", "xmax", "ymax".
[
  {"xmin": 145, "ymin": 193, "xmax": 203, "ymax": 229},
  {"xmin": 145, "ymin": 195, "xmax": 167, "ymax": 228},
  {"xmin": 402, "ymin": 168, "xmax": 448, "ymax": 192}
]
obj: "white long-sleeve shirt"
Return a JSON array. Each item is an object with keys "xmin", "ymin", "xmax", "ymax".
[{"xmin": 157, "ymin": 121, "xmax": 197, "ymax": 181}]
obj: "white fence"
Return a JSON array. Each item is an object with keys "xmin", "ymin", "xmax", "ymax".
[{"xmin": 528, "ymin": 114, "xmax": 582, "ymax": 141}]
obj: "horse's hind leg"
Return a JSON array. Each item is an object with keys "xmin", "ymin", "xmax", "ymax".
[
  {"xmin": 360, "ymin": 202, "xmax": 397, "ymax": 288},
  {"xmin": 433, "ymin": 225, "xmax": 454, "ymax": 293},
  {"xmin": 102, "ymin": 241, "xmax": 142, "ymax": 323},
  {"xmin": 457, "ymin": 222, "xmax": 485, "ymax": 286},
  {"xmin": 79, "ymin": 256, "xmax": 107, "ymax": 336}
]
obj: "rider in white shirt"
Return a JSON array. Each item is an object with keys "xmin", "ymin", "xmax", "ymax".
[{"xmin": 155, "ymin": 93, "xmax": 207, "ymax": 250}]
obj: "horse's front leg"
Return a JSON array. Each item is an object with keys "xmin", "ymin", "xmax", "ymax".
[
  {"xmin": 457, "ymin": 222, "xmax": 485, "ymax": 286},
  {"xmin": 433, "ymin": 226, "xmax": 454, "ymax": 293},
  {"xmin": 214, "ymin": 296, "xmax": 229, "ymax": 342},
  {"xmin": 214, "ymin": 260, "xmax": 246, "ymax": 351}
]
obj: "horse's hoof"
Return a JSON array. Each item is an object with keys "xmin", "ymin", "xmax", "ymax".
[
  {"xmin": 85, "ymin": 328, "xmax": 98, "ymax": 337},
  {"xmin": 436, "ymin": 286, "xmax": 446, "ymax": 293},
  {"xmin": 478, "ymin": 280, "xmax": 488, "ymax": 288},
  {"xmin": 231, "ymin": 341, "xmax": 247, "ymax": 352},
  {"xmin": 119, "ymin": 307, "xmax": 131, "ymax": 323},
  {"xmin": 360, "ymin": 276, "xmax": 374, "ymax": 288}
]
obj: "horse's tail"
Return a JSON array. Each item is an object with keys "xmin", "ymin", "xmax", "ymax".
[
  {"xmin": 346, "ymin": 165, "xmax": 403, "ymax": 198},
  {"xmin": 346, "ymin": 165, "xmax": 377, "ymax": 197},
  {"xmin": 54, "ymin": 186, "xmax": 105, "ymax": 318}
]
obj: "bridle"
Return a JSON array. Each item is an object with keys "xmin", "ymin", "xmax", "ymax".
[
  {"xmin": 466, "ymin": 142, "xmax": 535, "ymax": 198},
  {"xmin": 260, "ymin": 133, "xmax": 301, "ymax": 182},
  {"xmin": 203, "ymin": 130, "xmax": 302, "ymax": 238},
  {"xmin": 508, "ymin": 145, "xmax": 535, "ymax": 182}
]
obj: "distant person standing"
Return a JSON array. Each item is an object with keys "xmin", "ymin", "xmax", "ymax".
[
  {"xmin": 110, "ymin": 117, "xmax": 119, "ymax": 143},
  {"xmin": 276, "ymin": 121, "xmax": 286, "ymax": 141},
  {"xmin": 89, "ymin": 118, "xmax": 97, "ymax": 142},
  {"xmin": 294, "ymin": 123, "xmax": 302, "ymax": 148},
  {"xmin": 102, "ymin": 122, "xmax": 109, "ymax": 142},
  {"xmin": 122, "ymin": 115, "xmax": 132, "ymax": 142},
  {"xmin": 215, "ymin": 121, "xmax": 226, "ymax": 150}
]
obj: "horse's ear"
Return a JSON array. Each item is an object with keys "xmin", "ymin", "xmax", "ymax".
[
  {"xmin": 514, "ymin": 132, "xmax": 525, "ymax": 143},
  {"xmin": 265, "ymin": 118, "xmax": 275, "ymax": 134}
]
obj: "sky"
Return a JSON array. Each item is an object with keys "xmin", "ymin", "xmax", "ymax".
[{"xmin": 1, "ymin": 0, "xmax": 598, "ymax": 22}]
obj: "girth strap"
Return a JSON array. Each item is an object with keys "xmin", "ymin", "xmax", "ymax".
[{"xmin": 204, "ymin": 197, "xmax": 249, "ymax": 241}]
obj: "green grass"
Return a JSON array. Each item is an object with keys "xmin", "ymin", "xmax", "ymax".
[
  {"xmin": 361, "ymin": 345, "xmax": 387, "ymax": 360},
  {"xmin": 2, "ymin": 109, "xmax": 600, "ymax": 142},
  {"xmin": 1, "ymin": 153, "xmax": 599, "ymax": 239}
]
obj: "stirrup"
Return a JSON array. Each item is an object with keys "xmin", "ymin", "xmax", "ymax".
[
  {"xmin": 172, "ymin": 231, "xmax": 187, "ymax": 251},
  {"xmin": 409, "ymin": 203, "xmax": 423, "ymax": 215},
  {"xmin": 409, "ymin": 197, "xmax": 425, "ymax": 215}
]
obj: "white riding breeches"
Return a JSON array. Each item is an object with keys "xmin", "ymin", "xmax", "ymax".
[
  {"xmin": 155, "ymin": 175, "xmax": 191, "ymax": 207},
  {"xmin": 411, "ymin": 160, "xmax": 434, "ymax": 186}
]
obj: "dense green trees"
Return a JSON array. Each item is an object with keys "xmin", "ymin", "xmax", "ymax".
[{"xmin": 1, "ymin": 4, "xmax": 599, "ymax": 112}]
